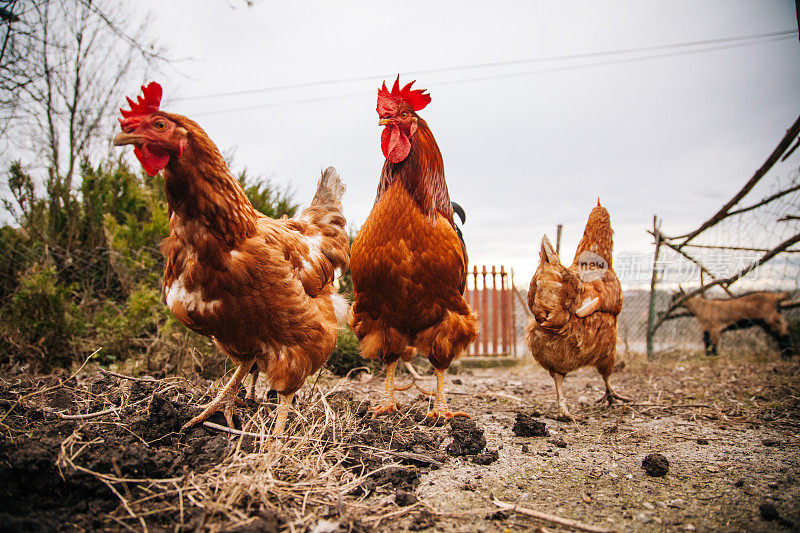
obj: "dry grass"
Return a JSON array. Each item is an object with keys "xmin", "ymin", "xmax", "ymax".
[{"xmin": 39, "ymin": 368, "xmax": 432, "ymax": 532}]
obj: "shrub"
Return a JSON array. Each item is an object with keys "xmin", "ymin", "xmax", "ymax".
[
  {"xmin": 0, "ymin": 265, "xmax": 85, "ymax": 367},
  {"xmin": 326, "ymin": 327, "xmax": 371, "ymax": 377}
]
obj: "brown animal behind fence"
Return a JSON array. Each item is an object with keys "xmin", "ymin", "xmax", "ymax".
[{"xmin": 671, "ymin": 289, "xmax": 796, "ymax": 358}]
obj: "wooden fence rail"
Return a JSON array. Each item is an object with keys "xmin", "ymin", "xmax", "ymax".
[{"xmin": 464, "ymin": 265, "xmax": 518, "ymax": 356}]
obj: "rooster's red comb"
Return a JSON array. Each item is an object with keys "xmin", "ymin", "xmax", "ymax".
[
  {"xmin": 120, "ymin": 82, "xmax": 162, "ymax": 119},
  {"xmin": 377, "ymin": 76, "xmax": 431, "ymax": 116}
]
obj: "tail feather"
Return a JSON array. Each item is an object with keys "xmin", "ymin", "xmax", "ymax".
[
  {"xmin": 290, "ymin": 166, "xmax": 349, "ymax": 297},
  {"xmin": 531, "ymin": 235, "xmax": 579, "ymax": 330},
  {"xmin": 312, "ymin": 166, "xmax": 346, "ymax": 208}
]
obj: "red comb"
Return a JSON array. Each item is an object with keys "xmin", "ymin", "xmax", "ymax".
[
  {"xmin": 597, "ymin": 197, "xmax": 601, "ymax": 207},
  {"xmin": 377, "ymin": 76, "xmax": 431, "ymax": 116},
  {"xmin": 120, "ymin": 82, "xmax": 162, "ymax": 119}
]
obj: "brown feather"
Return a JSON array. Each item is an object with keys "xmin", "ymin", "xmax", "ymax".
[
  {"xmin": 525, "ymin": 206, "xmax": 622, "ymax": 380},
  {"xmin": 159, "ymin": 114, "xmax": 349, "ymax": 396},
  {"xmin": 351, "ymin": 118, "xmax": 478, "ymax": 370}
]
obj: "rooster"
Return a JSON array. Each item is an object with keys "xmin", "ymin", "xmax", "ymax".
[
  {"xmin": 113, "ymin": 83, "xmax": 349, "ymax": 434},
  {"xmin": 350, "ymin": 77, "xmax": 479, "ymax": 419},
  {"xmin": 525, "ymin": 202, "xmax": 630, "ymax": 421}
]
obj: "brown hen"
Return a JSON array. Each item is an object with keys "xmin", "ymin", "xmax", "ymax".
[
  {"xmin": 525, "ymin": 202, "xmax": 629, "ymax": 421},
  {"xmin": 113, "ymin": 83, "xmax": 349, "ymax": 434}
]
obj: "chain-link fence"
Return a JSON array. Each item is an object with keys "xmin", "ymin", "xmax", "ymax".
[{"xmin": 643, "ymin": 116, "xmax": 800, "ymax": 358}]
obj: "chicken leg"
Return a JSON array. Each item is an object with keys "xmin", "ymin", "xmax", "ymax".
[
  {"xmin": 372, "ymin": 360, "xmax": 401, "ymax": 416},
  {"xmin": 551, "ymin": 371, "xmax": 575, "ymax": 422},
  {"xmin": 182, "ymin": 360, "xmax": 254, "ymax": 430},
  {"xmin": 246, "ymin": 367, "xmax": 260, "ymax": 401},
  {"xmin": 596, "ymin": 375, "xmax": 631, "ymax": 405},
  {"xmin": 426, "ymin": 368, "xmax": 468, "ymax": 419},
  {"xmin": 272, "ymin": 392, "xmax": 295, "ymax": 435}
]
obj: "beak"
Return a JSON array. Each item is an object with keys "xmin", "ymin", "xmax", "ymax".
[
  {"xmin": 379, "ymin": 118, "xmax": 392, "ymax": 126},
  {"xmin": 113, "ymin": 131, "xmax": 142, "ymax": 146}
]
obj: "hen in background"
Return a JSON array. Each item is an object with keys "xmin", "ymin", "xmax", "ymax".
[
  {"xmin": 525, "ymin": 202, "xmax": 630, "ymax": 421},
  {"xmin": 113, "ymin": 83, "xmax": 349, "ymax": 434},
  {"xmin": 350, "ymin": 77, "xmax": 479, "ymax": 419}
]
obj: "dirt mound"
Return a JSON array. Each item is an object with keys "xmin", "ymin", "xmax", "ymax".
[
  {"xmin": 446, "ymin": 417, "xmax": 486, "ymax": 456},
  {"xmin": 642, "ymin": 453, "xmax": 670, "ymax": 477},
  {"xmin": 0, "ymin": 372, "xmax": 240, "ymax": 530},
  {"xmin": 512, "ymin": 412, "xmax": 549, "ymax": 437}
]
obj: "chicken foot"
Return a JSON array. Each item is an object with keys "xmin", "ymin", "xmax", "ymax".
[
  {"xmin": 426, "ymin": 368, "xmax": 469, "ymax": 419},
  {"xmin": 272, "ymin": 392, "xmax": 295, "ymax": 435},
  {"xmin": 372, "ymin": 360, "xmax": 402, "ymax": 416},
  {"xmin": 596, "ymin": 375, "xmax": 631, "ymax": 406},
  {"xmin": 246, "ymin": 367, "xmax": 260, "ymax": 401},
  {"xmin": 182, "ymin": 360, "xmax": 254, "ymax": 430},
  {"xmin": 551, "ymin": 371, "xmax": 576, "ymax": 422}
]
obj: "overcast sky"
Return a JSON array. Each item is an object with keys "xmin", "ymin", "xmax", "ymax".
[{"xmin": 137, "ymin": 0, "xmax": 799, "ymax": 287}]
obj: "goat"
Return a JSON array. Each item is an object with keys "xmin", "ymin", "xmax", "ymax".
[{"xmin": 671, "ymin": 288, "xmax": 795, "ymax": 358}]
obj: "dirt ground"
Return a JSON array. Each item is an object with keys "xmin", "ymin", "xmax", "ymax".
[{"xmin": 0, "ymin": 352, "xmax": 798, "ymax": 532}]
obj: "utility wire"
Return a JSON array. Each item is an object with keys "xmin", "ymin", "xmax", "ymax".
[
  {"xmin": 188, "ymin": 32, "xmax": 796, "ymax": 117},
  {"xmin": 173, "ymin": 29, "xmax": 797, "ymax": 103}
]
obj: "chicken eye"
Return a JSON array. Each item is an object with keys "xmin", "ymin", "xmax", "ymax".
[
  {"xmin": 400, "ymin": 112, "xmax": 408, "ymax": 118},
  {"xmin": 154, "ymin": 121, "xmax": 167, "ymax": 131}
]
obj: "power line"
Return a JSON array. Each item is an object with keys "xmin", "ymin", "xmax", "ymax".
[
  {"xmin": 188, "ymin": 32, "xmax": 796, "ymax": 117},
  {"xmin": 172, "ymin": 29, "xmax": 797, "ymax": 104}
]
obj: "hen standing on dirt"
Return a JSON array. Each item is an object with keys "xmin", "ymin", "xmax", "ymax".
[
  {"xmin": 113, "ymin": 83, "xmax": 349, "ymax": 434},
  {"xmin": 350, "ymin": 78, "xmax": 479, "ymax": 419},
  {"xmin": 525, "ymin": 202, "xmax": 630, "ymax": 421}
]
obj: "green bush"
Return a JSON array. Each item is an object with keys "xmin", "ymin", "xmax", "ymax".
[
  {"xmin": 91, "ymin": 284, "xmax": 170, "ymax": 363},
  {"xmin": 0, "ymin": 265, "xmax": 85, "ymax": 367},
  {"xmin": 0, "ymin": 156, "xmax": 305, "ymax": 372},
  {"xmin": 326, "ymin": 327, "xmax": 372, "ymax": 377}
]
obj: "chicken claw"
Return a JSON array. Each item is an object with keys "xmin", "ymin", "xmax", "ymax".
[
  {"xmin": 555, "ymin": 407, "xmax": 576, "ymax": 422},
  {"xmin": 372, "ymin": 402, "xmax": 399, "ymax": 417},
  {"xmin": 596, "ymin": 376, "xmax": 631, "ymax": 406},
  {"xmin": 424, "ymin": 368, "xmax": 469, "ymax": 420},
  {"xmin": 182, "ymin": 361, "xmax": 254, "ymax": 431},
  {"xmin": 372, "ymin": 360, "xmax": 402, "ymax": 417},
  {"xmin": 596, "ymin": 389, "xmax": 632, "ymax": 406}
]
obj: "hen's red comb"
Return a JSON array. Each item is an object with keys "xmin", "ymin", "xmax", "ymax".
[
  {"xmin": 377, "ymin": 76, "xmax": 431, "ymax": 115},
  {"xmin": 120, "ymin": 82, "xmax": 162, "ymax": 119}
]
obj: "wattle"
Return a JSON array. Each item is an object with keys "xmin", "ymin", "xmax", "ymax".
[
  {"xmin": 381, "ymin": 124, "xmax": 411, "ymax": 163},
  {"xmin": 135, "ymin": 144, "xmax": 171, "ymax": 176}
]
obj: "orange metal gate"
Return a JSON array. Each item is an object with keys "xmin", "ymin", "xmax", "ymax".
[{"xmin": 464, "ymin": 265, "xmax": 518, "ymax": 356}]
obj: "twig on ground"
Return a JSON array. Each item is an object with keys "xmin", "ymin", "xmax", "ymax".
[
  {"xmin": 99, "ymin": 369, "xmax": 168, "ymax": 382},
  {"xmin": 492, "ymin": 498, "xmax": 619, "ymax": 533},
  {"xmin": 363, "ymin": 501, "xmax": 422, "ymax": 523}
]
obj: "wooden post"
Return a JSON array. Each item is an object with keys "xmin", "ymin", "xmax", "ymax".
[
  {"xmin": 555, "ymin": 224, "xmax": 563, "ymax": 256},
  {"xmin": 472, "ymin": 266, "xmax": 480, "ymax": 355},
  {"xmin": 491, "ymin": 265, "xmax": 498, "ymax": 356},
  {"xmin": 510, "ymin": 269, "xmax": 517, "ymax": 357},
  {"xmin": 481, "ymin": 266, "xmax": 489, "ymax": 355},
  {"xmin": 646, "ymin": 216, "xmax": 662, "ymax": 361},
  {"xmin": 500, "ymin": 266, "xmax": 509, "ymax": 355},
  {"xmin": 464, "ymin": 274, "xmax": 472, "ymax": 355}
]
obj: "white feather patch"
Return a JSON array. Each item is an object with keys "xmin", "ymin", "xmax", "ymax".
[
  {"xmin": 330, "ymin": 292, "xmax": 350, "ymax": 326},
  {"xmin": 165, "ymin": 275, "xmax": 221, "ymax": 315},
  {"xmin": 575, "ymin": 296, "xmax": 599, "ymax": 317}
]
